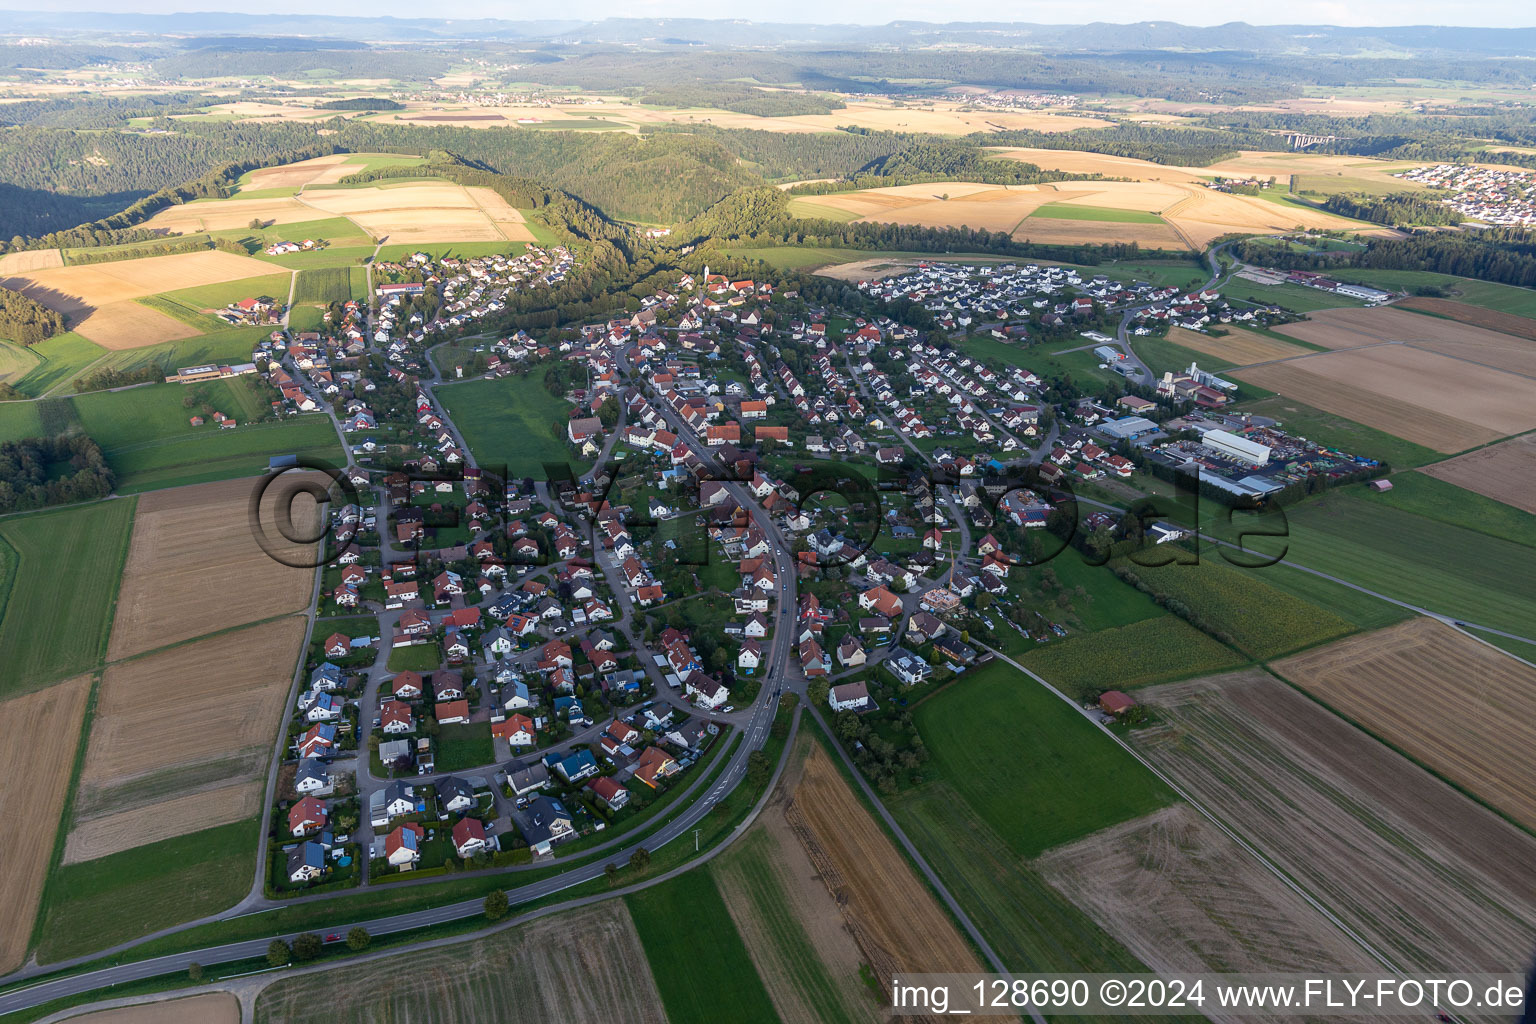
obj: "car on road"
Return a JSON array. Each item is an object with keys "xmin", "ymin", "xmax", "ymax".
[
  {"xmin": 324, "ymin": 932, "xmax": 342, "ymax": 943},
  {"xmin": 721, "ymin": 705, "xmax": 735, "ymax": 713}
]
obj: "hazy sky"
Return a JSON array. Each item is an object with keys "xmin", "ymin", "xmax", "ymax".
[{"xmin": 7, "ymin": 0, "xmax": 1534, "ymax": 27}]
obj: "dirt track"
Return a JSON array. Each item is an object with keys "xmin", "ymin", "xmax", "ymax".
[
  {"xmin": 0, "ymin": 675, "xmax": 91, "ymax": 974},
  {"xmin": 1135, "ymin": 667, "xmax": 1536, "ymax": 971}
]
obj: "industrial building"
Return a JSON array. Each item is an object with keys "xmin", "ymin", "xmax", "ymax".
[{"xmin": 1201, "ymin": 428, "xmax": 1271, "ymax": 466}]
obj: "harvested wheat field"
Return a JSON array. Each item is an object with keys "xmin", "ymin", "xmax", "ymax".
[
  {"xmin": 241, "ymin": 154, "xmax": 354, "ymax": 192},
  {"xmin": 73, "ymin": 299, "xmax": 204, "ymax": 350},
  {"xmin": 1233, "ymin": 344, "xmax": 1536, "ymax": 453},
  {"xmin": 789, "ymin": 742, "xmax": 982, "ymax": 993},
  {"xmin": 0, "ymin": 248, "xmax": 63, "ymax": 274},
  {"xmin": 78, "ymin": 617, "xmax": 305, "ymax": 834},
  {"xmin": 254, "ymin": 902, "xmax": 665, "ymax": 1024},
  {"xmin": 1418, "ymin": 433, "xmax": 1536, "ymax": 514},
  {"xmin": 302, "ymin": 183, "xmax": 502, "ymax": 243},
  {"xmin": 712, "ymin": 734, "xmax": 884, "ymax": 1024},
  {"xmin": 1272, "ymin": 618, "xmax": 1536, "ymax": 831},
  {"xmin": 0, "ymin": 675, "xmax": 91, "ymax": 973},
  {"xmin": 64, "ymin": 778, "xmax": 263, "ymax": 864},
  {"xmin": 1134, "ymin": 668, "xmax": 1536, "ymax": 972},
  {"xmin": 62, "ymin": 992, "xmax": 240, "ymax": 1024},
  {"xmin": 141, "ymin": 196, "xmax": 314, "ymax": 234},
  {"xmin": 1277, "ymin": 305, "xmax": 1536, "ymax": 376},
  {"xmin": 464, "ymin": 186, "xmax": 538, "ymax": 242},
  {"xmin": 1166, "ymin": 325, "xmax": 1310, "ymax": 365},
  {"xmin": 1016, "ymin": 217, "xmax": 1188, "ymax": 249},
  {"xmin": 0, "ymin": 250, "xmax": 278, "ymax": 327},
  {"xmin": 108, "ymin": 476, "xmax": 321, "ymax": 660},
  {"xmin": 1396, "ymin": 296, "xmax": 1536, "ymax": 341},
  {"xmin": 1039, "ymin": 805, "xmax": 1379, "ymax": 1001}
]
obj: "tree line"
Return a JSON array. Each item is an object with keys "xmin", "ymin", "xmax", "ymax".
[
  {"xmin": 0, "ymin": 287, "xmax": 66, "ymax": 346},
  {"xmin": 0, "ymin": 436, "xmax": 115, "ymax": 514},
  {"xmin": 1232, "ymin": 228, "xmax": 1536, "ymax": 290}
]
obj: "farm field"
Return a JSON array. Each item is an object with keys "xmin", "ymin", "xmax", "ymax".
[
  {"xmin": 1233, "ymin": 343, "xmax": 1535, "ymax": 453},
  {"xmin": 1038, "ymin": 805, "xmax": 1380, "ymax": 980},
  {"xmin": 1230, "ymin": 394, "xmax": 1440, "ymax": 467},
  {"xmin": 1271, "ymin": 618, "xmax": 1536, "ymax": 830},
  {"xmin": 0, "ymin": 675, "xmax": 91, "ymax": 974},
  {"xmin": 437, "ymin": 373, "xmax": 586, "ymax": 478},
  {"xmin": 1016, "ymin": 615, "xmax": 1245, "ymax": 697},
  {"xmin": 0, "ymin": 499, "xmax": 135, "ymax": 694},
  {"xmin": 299, "ymin": 181, "xmax": 535, "ymax": 244},
  {"xmin": 712, "ymin": 817, "xmax": 881, "ymax": 1024},
  {"xmin": 1029, "ymin": 201, "xmax": 1164, "ymax": 222},
  {"xmin": 1395, "ymin": 296, "xmax": 1536, "ymax": 340},
  {"xmin": 1162, "ymin": 325, "xmax": 1312, "ymax": 365},
  {"xmin": 1216, "ymin": 277, "xmax": 1364, "ymax": 313},
  {"xmin": 254, "ymin": 902, "xmax": 665, "ymax": 1024},
  {"xmin": 1324, "ymin": 270, "xmax": 1536, "ymax": 318},
  {"xmin": 149, "ymin": 272, "xmax": 293, "ymax": 326},
  {"xmin": 65, "ymin": 778, "xmax": 263, "ymax": 864},
  {"xmin": 76, "ymin": 617, "xmax": 306, "ymax": 852},
  {"xmin": 0, "ymin": 249, "xmax": 281, "ymax": 349},
  {"xmin": 66, "ymin": 993, "xmax": 240, "ymax": 1024},
  {"xmin": 1276, "ymin": 305, "xmax": 1536, "ymax": 376},
  {"xmin": 1281, "ymin": 492, "xmax": 1536, "ymax": 637},
  {"xmin": 1359, "ymin": 470, "xmax": 1536, "ymax": 545},
  {"xmin": 104, "ymin": 413, "xmax": 343, "ymax": 494},
  {"xmin": 0, "ymin": 248, "xmax": 64, "ymax": 274},
  {"xmin": 1107, "ymin": 559, "xmax": 1356, "ymax": 660},
  {"xmin": 626, "ymin": 870, "xmax": 780, "ymax": 1024},
  {"xmin": 36, "ymin": 817, "xmax": 260, "ymax": 963},
  {"xmin": 788, "ymin": 740, "xmax": 985, "ymax": 986},
  {"xmin": 109, "ymin": 477, "xmax": 319, "ymax": 659},
  {"xmin": 1418, "ymin": 433, "xmax": 1536, "ymax": 514},
  {"xmin": 1242, "ymin": 561, "xmax": 1414, "ymax": 632},
  {"xmin": 6, "ymin": 331, "xmax": 109, "ymax": 397},
  {"xmin": 1135, "ymin": 669, "xmax": 1536, "ymax": 971},
  {"xmin": 912, "ymin": 660, "xmax": 1177, "ymax": 857},
  {"xmin": 140, "ymin": 196, "xmax": 325, "ymax": 234}
]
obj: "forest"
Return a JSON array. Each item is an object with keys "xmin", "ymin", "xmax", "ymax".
[
  {"xmin": 0, "ymin": 435, "xmax": 115, "ymax": 514},
  {"xmin": 1231, "ymin": 228, "xmax": 1536, "ymax": 289},
  {"xmin": 0, "ymin": 287, "xmax": 66, "ymax": 346}
]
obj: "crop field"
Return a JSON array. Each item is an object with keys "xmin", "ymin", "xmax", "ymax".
[
  {"xmin": 1419, "ymin": 433, "xmax": 1536, "ymax": 514},
  {"xmin": 141, "ymin": 196, "xmax": 318, "ymax": 233},
  {"xmin": 1271, "ymin": 618, "xmax": 1536, "ymax": 830},
  {"xmin": 1038, "ymin": 805, "xmax": 1380, "ymax": 981},
  {"xmin": 1282, "ymin": 493, "xmax": 1536, "ymax": 636},
  {"xmin": 0, "ymin": 499, "xmax": 135, "ymax": 694},
  {"xmin": 1017, "ymin": 615, "xmax": 1245, "ymax": 698},
  {"xmin": 1216, "ymin": 277, "xmax": 1364, "ymax": 314},
  {"xmin": 913, "ymin": 660, "xmax": 1176, "ymax": 857},
  {"xmin": 1395, "ymin": 296, "xmax": 1536, "ymax": 340},
  {"xmin": 713, "ymin": 820, "xmax": 882, "ymax": 1024},
  {"xmin": 103, "ymin": 410, "xmax": 342, "ymax": 494},
  {"xmin": 1163, "ymin": 325, "xmax": 1311, "ymax": 365},
  {"xmin": 299, "ymin": 182, "xmax": 515, "ymax": 244},
  {"xmin": 66, "ymin": 993, "xmax": 240, "ymax": 1024},
  {"xmin": 1356, "ymin": 470, "xmax": 1536, "ymax": 546},
  {"xmin": 627, "ymin": 870, "xmax": 780, "ymax": 1024},
  {"xmin": 437, "ymin": 373, "xmax": 584, "ymax": 477},
  {"xmin": 0, "ymin": 248, "xmax": 64, "ymax": 274},
  {"xmin": 37, "ymin": 817, "xmax": 260, "ymax": 963},
  {"xmin": 152, "ymin": 272, "xmax": 293, "ymax": 318},
  {"xmin": 789, "ymin": 741, "xmax": 984, "ymax": 987},
  {"xmin": 109, "ymin": 477, "xmax": 319, "ymax": 659},
  {"xmin": 1276, "ymin": 305, "xmax": 1536, "ymax": 376},
  {"xmin": 255, "ymin": 901, "xmax": 666, "ymax": 1024},
  {"xmin": 464, "ymin": 185, "xmax": 539, "ymax": 242},
  {"xmin": 1135, "ymin": 669, "xmax": 1536, "ymax": 971},
  {"xmin": 65, "ymin": 778, "xmax": 263, "ymax": 864},
  {"xmin": 0, "ymin": 675, "xmax": 91, "ymax": 974},
  {"xmin": 79, "ymin": 616, "xmax": 304, "ymax": 824},
  {"xmin": 6, "ymin": 331, "xmax": 108, "ymax": 397},
  {"xmin": 1108, "ymin": 560, "xmax": 1356, "ymax": 660},
  {"xmin": 1233, "ymin": 344, "xmax": 1535, "ymax": 453},
  {"xmin": 293, "ymin": 265, "xmax": 354, "ymax": 304},
  {"xmin": 238, "ymin": 153, "xmax": 388, "ymax": 192},
  {"xmin": 0, "ymin": 250, "xmax": 280, "ymax": 348},
  {"xmin": 1030, "ymin": 202, "xmax": 1164, "ymax": 223}
]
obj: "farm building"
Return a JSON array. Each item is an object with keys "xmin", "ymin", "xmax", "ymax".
[
  {"xmin": 1099, "ymin": 690, "xmax": 1138, "ymax": 715},
  {"xmin": 1367, "ymin": 479, "xmax": 1394, "ymax": 492}
]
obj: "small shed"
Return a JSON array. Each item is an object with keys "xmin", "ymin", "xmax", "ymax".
[{"xmin": 1367, "ymin": 479, "xmax": 1393, "ymax": 492}]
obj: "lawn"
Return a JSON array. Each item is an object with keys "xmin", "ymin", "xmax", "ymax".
[
  {"xmin": 0, "ymin": 399, "xmax": 45, "ymax": 440},
  {"xmin": 1017, "ymin": 615, "xmax": 1246, "ymax": 697},
  {"xmin": 434, "ymin": 722, "xmax": 493, "ymax": 772},
  {"xmin": 436, "ymin": 373, "xmax": 587, "ymax": 479},
  {"xmin": 387, "ymin": 643, "xmax": 440, "ymax": 672},
  {"xmin": 1107, "ymin": 559, "xmax": 1356, "ymax": 660},
  {"xmin": 1030, "ymin": 203, "xmax": 1165, "ymax": 224},
  {"xmin": 1030, "ymin": 553, "xmax": 1168, "ymax": 632},
  {"xmin": 0, "ymin": 498, "xmax": 135, "ymax": 694},
  {"xmin": 625, "ymin": 870, "xmax": 780, "ymax": 1024},
  {"xmin": 34, "ymin": 817, "xmax": 259, "ymax": 964},
  {"xmin": 1281, "ymin": 493, "xmax": 1536, "ymax": 638},
  {"xmin": 9, "ymin": 332, "xmax": 109, "ymax": 398},
  {"xmin": 1132, "ymin": 332, "xmax": 1235, "ymax": 375},
  {"xmin": 375, "ymin": 241, "xmax": 528, "ymax": 262},
  {"xmin": 255, "ymin": 246, "xmax": 377, "ymax": 270},
  {"xmin": 912, "ymin": 660, "xmax": 1177, "ymax": 858},
  {"xmin": 90, "ymin": 329, "xmax": 268, "ymax": 380},
  {"xmin": 1231, "ymin": 394, "xmax": 1441, "ymax": 469}
]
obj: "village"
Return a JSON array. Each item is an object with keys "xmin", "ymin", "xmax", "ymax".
[{"xmin": 1394, "ymin": 163, "xmax": 1536, "ymax": 226}]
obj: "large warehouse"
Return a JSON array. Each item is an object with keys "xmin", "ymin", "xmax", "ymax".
[{"xmin": 1201, "ymin": 428, "xmax": 1271, "ymax": 466}]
